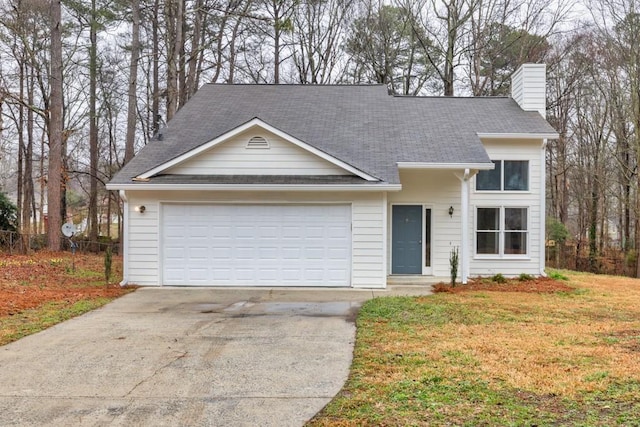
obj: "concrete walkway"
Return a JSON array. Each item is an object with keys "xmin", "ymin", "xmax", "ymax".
[{"xmin": 0, "ymin": 286, "xmax": 431, "ymax": 427}]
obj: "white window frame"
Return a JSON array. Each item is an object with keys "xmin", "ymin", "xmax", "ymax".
[
  {"xmin": 474, "ymin": 206, "xmax": 530, "ymax": 259},
  {"xmin": 475, "ymin": 160, "xmax": 530, "ymax": 193}
]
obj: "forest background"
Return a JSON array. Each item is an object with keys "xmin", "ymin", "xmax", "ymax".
[{"xmin": 0, "ymin": 0, "xmax": 638, "ymax": 275}]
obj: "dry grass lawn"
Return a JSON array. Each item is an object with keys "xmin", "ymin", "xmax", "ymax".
[{"xmin": 309, "ymin": 271, "xmax": 640, "ymax": 426}]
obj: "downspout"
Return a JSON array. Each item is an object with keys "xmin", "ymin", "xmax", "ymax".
[
  {"xmin": 540, "ymin": 140, "xmax": 548, "ymax": 276},
  {"xmin": 382, "ymin": 191, "xmax": 388, "ymax": 288},
  {"xmin": 119, "ymin": 190, "xmax": 129, "ymax": 286},
  {"xmin": 460, "ymin": 169, "xmax": 470, "ymax": 284}
]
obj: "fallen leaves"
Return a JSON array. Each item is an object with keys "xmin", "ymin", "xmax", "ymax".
[{"xmin": 0, "ymin": 251, "xmax": 131, "ymax": 318}]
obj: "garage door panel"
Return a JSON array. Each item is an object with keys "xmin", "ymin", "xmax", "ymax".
[
  {"xmin": 282, "ymin": 226, "xmax": 302, "ymax": 237},
  {"xmin": 188, "ymin": 247, "xmax": 209, "ymax": 259},
  {"xmin": 164, "ymin": 247, "xmax": 186, "ymax": 258},
  {"xmin": 164, "ymin": 268, "xmax": 185, "ymax": 282},
  {"xmin": 304, "ymin": 248, "xmax": 325, "ymax": 259},
  {"xmin": 188, "ymin": 268, "xmax": 209, "ymax": 281},
  {"xmin": 258, "ymin": 247, "xmax": 278, "ymax": 259},
  {"xmin": 212, "ymin": 269, "xmax": 232, "ymax": 280},
  {"xmin": 281, "ymin": 247, "xmax": 301, "ymax": 259},
  {"xmin": 328, "ymin": 247, "xmax": 350, "ymax": 259},
  {"xmin": 212, "ymin": 225, "xmax": 232, "ymax": 236},
  {"xmin": 211, "ymin": 248, "xmax": 231, "ymax": 259},
  {"xmin": 162, "ymin": 204, "xmax": 351, "ymax": 287}
]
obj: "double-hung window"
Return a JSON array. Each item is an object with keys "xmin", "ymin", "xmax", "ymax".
[
  {"xmin": 476, "ymin": 160, "xmax": 529, "ymax": 191},
  {"xmin": 476, "ymin": 207, "xmax": 528, "ymax": 256}
]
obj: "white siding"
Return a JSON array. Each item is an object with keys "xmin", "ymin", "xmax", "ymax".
[
  {"xmin": 388, "ymin": 170, "xmax": 461, "ymax": 277},
  {"xmin": 469, "ymin": 138, "xmax": 544, "ymax": 277},
  {"xmin": 123, "ymin": 190, "xmax": 386, "ymax": 288},
  {"xmin": 165, "ymin": 128, "xmax": 349, "ymax": 176},
  {"xmin": 510, "ymin": 63, "xmax": 546, "ymax": 118},
  {"xmin": 125, "ymin": 195, "xmax": 160, "ymax": 286}
]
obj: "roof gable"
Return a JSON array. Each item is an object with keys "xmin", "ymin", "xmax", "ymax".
[{"xmin": 139, "ymin": 118, "xmax": 379, "ymax": 181}]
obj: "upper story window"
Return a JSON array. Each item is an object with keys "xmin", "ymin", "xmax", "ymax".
[
  {"xmin": 476, "ymin": 160, "xmax": 529, "ymax": 191},
  {"xmin": 246, "ymin": 136, "xmax": 269, "ymax": 149}
]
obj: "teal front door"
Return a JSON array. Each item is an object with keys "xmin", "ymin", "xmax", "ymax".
[{"xmin": 392, "ymin": 205, "xmax": 422, "ymax": 274}]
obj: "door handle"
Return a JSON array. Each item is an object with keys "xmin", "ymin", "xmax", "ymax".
[{"xmin": 418, "ymin": 240, "xmax": 422, "ymax": 245}]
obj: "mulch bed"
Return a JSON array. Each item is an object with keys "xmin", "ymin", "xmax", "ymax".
[{"xmin": 433, "ymin": 276, "xmax": 574, "ymax": 293}]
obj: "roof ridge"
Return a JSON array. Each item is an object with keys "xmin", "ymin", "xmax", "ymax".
[{"xmin": 203, "ymin": 83, "xmax": 387, "ymax": 88}]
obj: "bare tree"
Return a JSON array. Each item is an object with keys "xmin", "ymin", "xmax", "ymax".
[
  {"xmin": 125, "ymin": 0, "xmax": 140, "ymax": 164},
  {"xmin": 291, "ymin": 0, "xmax": 354, "ymax": 84},
  {"xmin": 48, "ymin": 0, "xmax": 63, "ymax": 250}
]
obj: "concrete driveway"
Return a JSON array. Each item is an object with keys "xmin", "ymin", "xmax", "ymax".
[{"xmin": 0, "ymin": 286, "xmax": 430, "ymax": 426}]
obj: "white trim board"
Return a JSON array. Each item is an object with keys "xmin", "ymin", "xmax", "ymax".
[
  {"xmin": 477, "ymin": 132, "xmax": 559, "ymax": 139},
  {"xmin": 137, "ymin": 118, "xmax": 380, "ymax": 182},
  {"xmin": 397, "ymin": 162, "xmax": 495, "ymax": 170},
  {"xmin": 106, "ymin": 183, "xmax": 402, "ymax": 191}
]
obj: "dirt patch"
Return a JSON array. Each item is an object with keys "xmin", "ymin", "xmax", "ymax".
[
  {"xmin": 433, "ymin": 276, "xmax": 574, "ymax": 294},
  {"xmin": 0, "ymin": 251, "xmax": 133, "ymax": 317}
]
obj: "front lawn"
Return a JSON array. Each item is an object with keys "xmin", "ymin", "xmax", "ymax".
[
  {"xmin": 0, "ymin": 252, "xmax": 134, "ymax": 345},
  {"xmin": 309, "ymin": 271, "xmax": 640, "ymax": 426}
]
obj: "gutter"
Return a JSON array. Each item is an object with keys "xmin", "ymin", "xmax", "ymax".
[
  {"xmin": 118, "ymin": 190, "xmax": 129, "ymax": 287},
  {"xmin": 106, "ymin": 183, "xmax": 403, "ymax": 192}
]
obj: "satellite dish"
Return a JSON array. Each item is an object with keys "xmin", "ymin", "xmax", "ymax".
[{"xmin": 61, "ymin": 222, "xmax": 76, "ymax": 237}]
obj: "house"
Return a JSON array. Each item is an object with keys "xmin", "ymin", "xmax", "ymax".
[{"xmin": 106, "ymin": 63, "xmax": 558, "ymax": 288}]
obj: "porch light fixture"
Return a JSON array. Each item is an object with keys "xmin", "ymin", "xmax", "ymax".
[
  {"xmin": 448, "ymin": 206, "xmax": 454, "ymax": 217},
  {"xmin": 135, "ymin": 205, "xmax": 146, "ymax": 214}
]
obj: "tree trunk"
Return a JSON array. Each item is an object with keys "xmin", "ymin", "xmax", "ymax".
[
  {"xmin": 443, "ymin": 1, "xmax": 457, "ymax": 96},
  {"xmin": 165, "ymin": 0, "xmax": 178, "ymax": 120},
  {"xmin": 23, "ymin": 65, "xmax": 36, "ymax": 242},
  {"xmin": 152, "ymin": 0, "xmax": 160, "ymax": 134},
  {"xmin": 186, "ymin": 0, "xmax": 203, "ymax": 99},
  {"xmin": 178, "ymin": 0, "xmax": 187, "ymax": 108},
  {"xmin": 88, "ymin": 0, "xmax": 99, "ymax": 249},
  {"xmin": 17, "ymin": 62, "xmax": 24, "ymax": 237},
  {"xmin": 47, "ymin": 0, "xmax": 63, "ymax": 251},
  {"xmin": 271, "ymin": 0, "xmax": 285, "ymax": 84},
  {"xmin": 125, "ymin": 0, "xmax": 140, "ymax": 164}
]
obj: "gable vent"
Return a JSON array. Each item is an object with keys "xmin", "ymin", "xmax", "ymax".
[{"xmin": 246, "ymin": 136, "xmax": 269, "ymax": 149}]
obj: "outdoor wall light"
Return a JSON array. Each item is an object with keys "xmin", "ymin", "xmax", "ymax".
[
  {"xmin": 135, "ymin": 205, "xmax": 146, "ymax": 214},
  {"xmin": 448, "ymin": 206, "xmax": 454, "ymax": 217}
]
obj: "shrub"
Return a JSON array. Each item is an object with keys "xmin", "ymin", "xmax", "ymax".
[
  {"xmin": 104, "ymin": 246, "xmax": 113, "ymax": 284},
  {"xmin": 0, "ymin": 192, "xmax": 17, "ymax": 232},
  {"xmin": 518, "ymin": 273, "xmax": 534, "ymax": 281},
  {"xmin": 491, "ymin": 273, "xmax": 507, "ymax": 283},
  {"xmin": 546, "ymin": 217, "xmax": 570, "ymax": 244},
  {"xmin": 450, "ymin": 247, "xmax": 459, "ymax": 287},
  {"xmin": 548, "ymin": 271, "xmax": 569, "ymax": 281}
]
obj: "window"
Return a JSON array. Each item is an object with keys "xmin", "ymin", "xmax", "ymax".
[
  {"xmin": 476, "ymin": 207, "xmax": 528, "ymax": 256},
  {"xmin": 476, "ymin": 160, "xmax": 528, "ymax": 191},
  {"xmin": 477, "ymin": 208, "xmax": 500, "ymax": 254}
]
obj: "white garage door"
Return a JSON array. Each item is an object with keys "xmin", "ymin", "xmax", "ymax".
[{"xmin": 162, "ymin": 204, "xmax": 352, "ymax": 287}]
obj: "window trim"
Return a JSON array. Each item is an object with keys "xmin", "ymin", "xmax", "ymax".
[
  {"xmin": 474, "ymin": 206, "xmax": 530, "ymax": 259},
  {"xmin": 475, "ymin": 160, "xmax": 530, "ymax": 193}
]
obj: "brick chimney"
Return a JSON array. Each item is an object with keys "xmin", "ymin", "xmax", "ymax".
[{"xmin": 511, "ymin": 63, "xmax": 546, "ymax": 118}]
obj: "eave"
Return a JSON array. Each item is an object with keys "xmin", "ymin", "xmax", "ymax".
[
  {"xmin": 397, "ymin": 162, "xmax": 495, "ymax": 170},
  {"xmin": 477, "ymin": 132, "xmax": 559, "ymax": 139},
  {"xmin": 106, "ymin": 183, "xmax": 402, "ymax": 192}
]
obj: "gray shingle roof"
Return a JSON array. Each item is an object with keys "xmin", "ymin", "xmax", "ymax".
[{"xmin": 109, "ymin": 84, "xmax": 557, "ymax": 186}]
